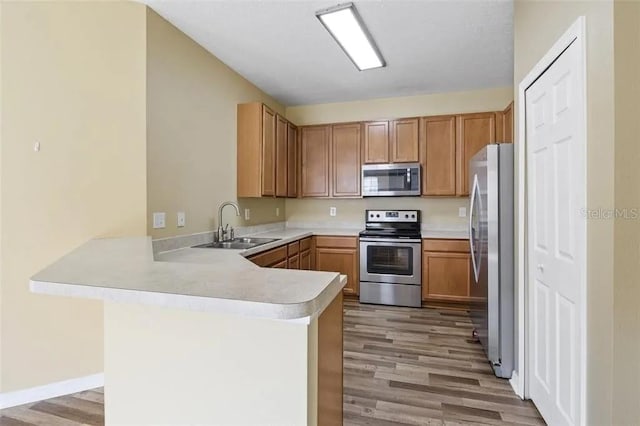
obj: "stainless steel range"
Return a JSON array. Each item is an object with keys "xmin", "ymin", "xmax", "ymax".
[{"xmin": 359, "ymin": 210, "xmax": 422, "ymax": 308}]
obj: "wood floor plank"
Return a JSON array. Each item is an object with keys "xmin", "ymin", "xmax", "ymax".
[
  {"xmin": 30, "ymin": 401, "xmax": 103, "ymax": 426},
  {"xmin": 0, "ymin": 416, "xmax": 34, "ymax": 426}
]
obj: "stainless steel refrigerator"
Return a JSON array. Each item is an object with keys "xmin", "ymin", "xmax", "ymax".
[{"xmin": 469, "ymin": 144, "xmax": 514, "ymax": 379}]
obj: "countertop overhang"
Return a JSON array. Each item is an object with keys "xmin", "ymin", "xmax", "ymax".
[{"xmin": 29, "ymin": 234, "xmax": 348, "ymax": 322}]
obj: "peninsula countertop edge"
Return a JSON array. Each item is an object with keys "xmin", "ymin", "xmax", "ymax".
[{"xmin": 29, "ymin": 235, "xmax": 348, "ymax": 321}]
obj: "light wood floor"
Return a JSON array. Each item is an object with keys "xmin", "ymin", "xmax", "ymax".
[
  {"xmin": 0, "ymin": 300, "xmax": 543, "ymax": 426},
  {"xmin": 343, "ymin": 299, "xmax": 544, "ymax": 425}
]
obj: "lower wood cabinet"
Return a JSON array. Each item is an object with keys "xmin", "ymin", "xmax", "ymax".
[
  {"xmin": 272, "ymin": 259, "xmax": 287, "ymax": 269},
  {"xmin": 422, "ymin": 239, "xmax": 472, "ymax": 303},
  {"xmin": 300, "ymin": 250, "xmax": 311, "ymax": 270},
  {"xmin": 247, "ymin": 245, "xmax": 287, "ymax": 267},
  {"xmin": 246, "ymin": 236, "xmax": 357, "ymax": 296},
  {"xmin": 247, "ymin": 237, "xmax": 314, "ymax": 272},
  {"xmin": 315, "ymin": 236, "xmax": 359, "ymax": 296}
]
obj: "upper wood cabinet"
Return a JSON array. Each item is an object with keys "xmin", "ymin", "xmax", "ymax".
[
  {"xmin": 237, "ymin": 103, "xmax": 276, "ymax": 197},
  {"xmin": 301, "ymin": 125, "xmax": 331, "ymax": 197},
  {"xmin": 363, "ymin": 121, "xmax": 389, "ymax": 164},
  {"xmin": 390, "ymin": 118, "xmax": 419, "ymax": 163},
  {"xmin": 496, "ymin": 101, "xmax": 514, "ymax": 144},
  {"xmin": 331, "ymin": 123, "xmax": 361, "ymax": 197},
  {"xmin": 456, "ymin": 112, "xmax": 496, "ymax": 196},
  {"xmin": 275, "ymin": 114, "xmax": 288, "ymax": 197},
  {"xmin": 261, "ymin": 106, "xmax": 277, "ymax": 196},
  {"xmin": 287, "ymin": 123, "xmax": 298, "ymax": 198},
  {"xmin": 421, "ymin": 115, "xmax": 457, "ymax": 196}
]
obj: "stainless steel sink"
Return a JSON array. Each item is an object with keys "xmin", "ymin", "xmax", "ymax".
[{"xmin": 192, "ymin": 237, "xmax": 280, "ymax": 250}]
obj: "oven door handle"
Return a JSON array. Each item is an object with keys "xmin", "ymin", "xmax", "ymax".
[{"xmin": 359, "ymin": 238, "xmax": 422, "ymax": 244}]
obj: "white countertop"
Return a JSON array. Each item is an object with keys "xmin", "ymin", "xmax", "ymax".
[
  {"xmin": 421, "ymin": 229, "xmax": 469, "ymax": 240},
  {"xmin": 30, "ymin": 226, "xmax": 467, "ymax": 321},
  {"xmin": 30, "ymin": 234, "xmax": 347, "ymax": 322}
]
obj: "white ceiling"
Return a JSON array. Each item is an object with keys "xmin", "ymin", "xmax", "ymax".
[{"xmin": 142, "ymin": 0, "xmax": 513, "ymax": 106}]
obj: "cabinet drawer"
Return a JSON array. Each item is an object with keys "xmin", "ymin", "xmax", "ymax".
[
  {"xmin": 248, "ymin": 246, "xmax": 288, "ymax": 267},
  {"xmin": 300, "ymin": 237, "xmax": 312, "ymax": 252},
  {"xmin": 315, "ymin": 236, "xmax": 358, "ymax": 249},
  {"xmin": 288, "ymin": 241, "xmax": 300, "ymax": 256},
  {"xmin": 422, "ymin": 239, "xmax": 469, "ymax": 253}
]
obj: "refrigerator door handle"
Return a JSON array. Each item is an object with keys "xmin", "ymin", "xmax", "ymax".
[{"xmin": 469, "ymin": 175, "xmax": 480, "ymax": 283}]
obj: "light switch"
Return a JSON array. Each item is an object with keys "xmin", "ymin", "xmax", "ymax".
[
  {"xmin": 177, "ymin": 212, "xmax": 186, "ymax": 227},
  {"xmin": 153, "ymin": 212, "xmax": 166, "ymax": 229},
  {"xmin": 330, "ymin": 207, "xmax": 337, "ymax": 217},
  {"xmin": 458, "ymin": 207, "xmax": 467, "ymax": 218}
]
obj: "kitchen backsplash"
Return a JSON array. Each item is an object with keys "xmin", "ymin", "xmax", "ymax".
[{"xmin": 284, "ymin": 197, "xmax": 469, "ymax": 229}]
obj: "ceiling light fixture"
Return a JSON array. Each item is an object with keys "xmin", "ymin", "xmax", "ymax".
[{"xmin": 316, "ymin": 3, "xmax": 386, "ymax": 71}]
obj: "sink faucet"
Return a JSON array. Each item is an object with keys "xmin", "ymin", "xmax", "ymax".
[{"xmin": 217, "ymin": 201, "xmax": 240, "ymax": 242}]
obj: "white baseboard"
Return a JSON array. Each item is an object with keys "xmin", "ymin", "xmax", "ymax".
[
  {"xmin": 510, "ymin": 370, "xmax": 524, "ymax": 399},
  {"xmin": 0, "ymin": 373, "xmax": 104, "ymax": 409}
]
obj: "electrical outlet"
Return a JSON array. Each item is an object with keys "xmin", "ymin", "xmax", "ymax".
[
  {"xmin": 177, "ymin": 212, "xmax": 186, "ymax": 227},
  {"xmin": 152, "ymin": 212, "xmax": 166, "ymax": 229},
  {"xmin": 458, "ymin": 207, "xmax": 467, "ymax": 218},
  {"xmin": 244, "ymin": 209, "xmax": 251, "ymax": 221},
  {"xmin": 330, "ymin": 207, "xmax": 337, "ymax": 217},
  {"xmin": 276, "ymin": 207, "xmax": 280, "ymax": 217}
]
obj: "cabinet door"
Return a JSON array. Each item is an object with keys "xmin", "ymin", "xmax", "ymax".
[
  {"xmin": 301, "ymin": 126, "xmax": 331, "ymax": 197},
  {"xmin": 287, "ymin": 123, "xmax": 298, "ymax": 197},
  {"xmin": 456, "ymin": 112, "xmax": 496, "ymax": 196},
  {"xmin": 390, "ymin": 118, "xmax": 419, "ymax": 163},
  {"xmin": 273, "ymin": 259, "xmax": 288, "ymax": 269},
  {"xmin": 332, "ymin": 123, "xmax": 361, "ymax": 197},
  {"xmin": 316, "ymin": 247, "xmax": 359, "ymax": 296},
  {"xmin": 421, "ymin": 116, "xmax": 456, "ymax": 196},
  {"xmin": 363, "ymin": 121, "xmax": 389, "ymax": 164},
  {"xmin": 288, "ymin": 254, "xmax": 300, "ymax": 269},
  {"xmin": 275, "ymin": 115, "xmax": 288, "ymax": 197},
  {"xmin": 300, "ymin": 250, "xmax": 311, "ymax": 270},
  {"xmin": 422, "ymin": 251, "xmax": 471, "ymax": 302},
  {"xmin": 261, "ymin": 105, "xmax": 276, "ymax": 196}
]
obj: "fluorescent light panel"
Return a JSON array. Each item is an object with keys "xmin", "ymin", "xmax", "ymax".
[{"xmin": 316, "ymin": 3, "xmax": 385, "ymax": 71}]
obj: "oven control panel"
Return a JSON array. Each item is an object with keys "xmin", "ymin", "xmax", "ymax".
[{"xmin": 366, "ymin": 210, "xmax": 420, "ymax": 223}]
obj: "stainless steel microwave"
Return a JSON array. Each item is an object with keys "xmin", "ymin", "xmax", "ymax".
[{"xmin": 361, "ymin": 163, "xmax": 421, "ymax": 197}]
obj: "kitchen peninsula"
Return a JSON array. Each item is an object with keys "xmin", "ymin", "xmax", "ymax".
[{"xmin": 30, "ymin": 235, "xmax": 346, "ymax": 425}]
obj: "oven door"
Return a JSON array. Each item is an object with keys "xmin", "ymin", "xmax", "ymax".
[{"xmin": 359, "ymin": 239, "xmax": 422, "ymax": 285}]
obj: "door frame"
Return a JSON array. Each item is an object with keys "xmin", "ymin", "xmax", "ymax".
[{"xmin": 515, "ymin": 16, "xmax": 587, "ymax": 422}]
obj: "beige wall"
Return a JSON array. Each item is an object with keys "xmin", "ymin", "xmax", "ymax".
[
  {"xmin": 514, "ymin": 1, "xmax": 615, "ymax": 423},
  {"xmin": 284, "ymin": 87, "xmax": 513, "ymax": 226},
  {"xmin": 613, "ymin": 1, "xmax": 640, "ymax": 424},
  {"xmin": 286, "ymin": 198, "xmax": 468, "ymax": 229},
  {"xmin": 0, "ymin": 1, "xmax": 147, "ymax": 392},
  {"xmin": 286, "ymin": 86, "xmax": 513, "ymax": 125},
  {"xmin": 146, "ymin": 10, "xmax": 286, "ymax": 239}
]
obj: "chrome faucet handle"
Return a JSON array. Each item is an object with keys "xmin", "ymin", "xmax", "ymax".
[{"xmin": 230, "ymin": 227, "xmax": 235, "ymax": 240}]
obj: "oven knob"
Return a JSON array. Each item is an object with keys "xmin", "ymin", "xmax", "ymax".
[
  {"xmin": 405, "ymin": 214, "xmax": 409, "ymax": 218},
  {"xmin": 376, "ymin": 214, "xmax": 380, "ymax": 218},
  {"xmin": 411, "ymin": 214, "xmax": 415, "ymax": 218}
]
